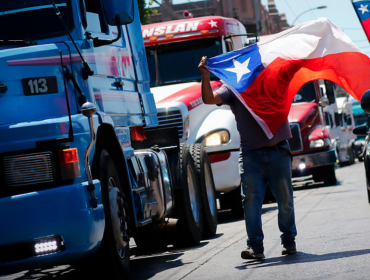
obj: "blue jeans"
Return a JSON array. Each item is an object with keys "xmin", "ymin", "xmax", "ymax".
[{"xmin": 239, "ymin": 141, "xmax": 297, "ymax": 247}]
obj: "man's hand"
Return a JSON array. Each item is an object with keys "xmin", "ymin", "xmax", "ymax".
[
  {"xmin": 199, "ymin": 56, "xmax": 222, "ymax": 105},
  {"xmin": 198, "ymin": 56, "xmax": 210, "ymax": 76}
]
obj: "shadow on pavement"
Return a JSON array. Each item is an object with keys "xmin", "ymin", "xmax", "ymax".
[
  {"xmin": 0, "ymin": 265, "xmax": 88, "ymax": 280},
  {"xmin": 293, "ymin": 179, "xmax": 341, "ymax": 191},
  {"xmin": 235, "ymin": 248, "xmax": 370, "ymax": 270},
  {"xmin": 129, "ymin": 251, "xmax": 187, "ymax": 279}
]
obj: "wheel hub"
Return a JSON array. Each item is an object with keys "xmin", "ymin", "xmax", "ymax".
[{"xmin": 108, "ymin": 184, "xmax": 128, "ymax": 252}]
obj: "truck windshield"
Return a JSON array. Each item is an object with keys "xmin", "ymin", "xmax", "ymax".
[
  {"xmin": 293, "ymin": 82, "xmax": 316, "ymax": 103},
  {"xmin": 146, "ymin": 38, "xmax": 222, "ymax": 87},
  {"xmin": 0, "ymin": 0, "xmax": 73, "ymax": 41}
]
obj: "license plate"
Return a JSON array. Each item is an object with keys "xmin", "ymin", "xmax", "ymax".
[{"xmin": 22, "ymin": 76, "xmax": 58, "ymax": 96}]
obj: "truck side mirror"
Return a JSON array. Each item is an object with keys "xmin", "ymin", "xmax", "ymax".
[
  {"xmin": 324, "ymin": 80, "xmax": 336, "ymax": 104},
  {"xmin": 353, "ymin": 124, "xmax": 368, "ymax": 136},
  {"xmin": 319, "ymin": 97, "xmax": 329, "ymax": 108},
  {"xmin": 361, "ymin": 89, "xmax": 370, "ymax": 114},
  {"xmin": 102, "ymin": 0, "xmax": 134, "ymax": 26}
]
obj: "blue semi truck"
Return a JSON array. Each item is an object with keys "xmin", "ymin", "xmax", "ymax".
[{"xmin": 0, "ymin": 0, "xmax": 217, "ymax": 278}]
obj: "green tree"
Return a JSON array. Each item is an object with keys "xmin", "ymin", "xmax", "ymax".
[{"xmin": 138, "ymin": 0, "xmax": 156, "ymax": 24}]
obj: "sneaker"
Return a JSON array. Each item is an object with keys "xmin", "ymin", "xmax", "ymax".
[
  {"xmin": 282, "ymin": 239, "xmax": 297, "ymax": 255},
  {"xmin": 241, "ymin": 245, "xmax": 265, "ymax": 260}
]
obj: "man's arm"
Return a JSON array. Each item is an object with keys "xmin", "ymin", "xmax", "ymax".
[{"xmin": 198, "ymin": 56, "xmax": 222, "ymax": 105}]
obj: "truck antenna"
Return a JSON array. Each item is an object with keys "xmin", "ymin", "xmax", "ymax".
[{"xmin": 51, "ymin": 0, "xmax": 94, "ymax": 79}]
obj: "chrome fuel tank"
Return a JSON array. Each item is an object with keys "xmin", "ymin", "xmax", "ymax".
[{"xmin": 130, "ymin": 148, "xmax": 173, "ymax": 221}]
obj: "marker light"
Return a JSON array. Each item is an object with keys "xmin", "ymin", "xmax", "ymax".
[
  {"xmin": 202, "ymin": 130, "xmax": 230, "ymax": 147},
  {"xmin": 299, "ymin": 162, "xmax": 306, "ymax": 169},
  {"xmin": 166, "ymin": 34, "xmax": 174, "ymax": 39},
  {"xmin": 33, "ymin": 236, "xmax": 65, "ymax": 256},
  {"xmin": 34, "ymin": 241, "xmax": 58, "ymax": 254},
  {"xmin": 200, "ymin": 30, "xmax": 209, "ymax": 34},
  {"xmin": 59, "ymin": 148, "xmax": 81, "ymax": 180},
  {"xmin": 149, "ymin": 36, "xmax": 157, "ymax": 41}
]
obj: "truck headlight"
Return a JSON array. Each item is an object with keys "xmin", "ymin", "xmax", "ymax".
[
  {"xmin": 309, "ymin": 138, "xmax": 330, "ymax": 148},
  {"xmin": 202, "ymin": 130, "xmax": 230, "ymax": 147}
]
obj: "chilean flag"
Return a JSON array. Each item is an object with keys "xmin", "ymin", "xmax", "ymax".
[
  {"xmin": 206, "ymin": 18, "xmax": 370, "ymax": 139},
  {"xmin": 353, "ymin": 0, "xmax": 370, "ymax": 43}
]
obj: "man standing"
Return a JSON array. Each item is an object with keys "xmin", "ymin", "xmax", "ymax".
[{"xmin": 198, "ymin": 56, "xmax": 297, "ymax": 260}]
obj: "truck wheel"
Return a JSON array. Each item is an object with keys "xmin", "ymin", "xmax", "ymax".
[
  {"xmin": 188, "ymin": 144, "xmax": 218, "ymax": 238},
  {"xmin": 322, "ymin": 164, "xmax": 337, "ymax": 186},
  {"xmin": 174, "ymin": 144, "xmax": 203, "ymax": 247},
  {"xmin": 97, "ymin": 150, "xmax": 130, "ymax": 279}
]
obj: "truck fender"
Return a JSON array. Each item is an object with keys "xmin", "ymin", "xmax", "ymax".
[
  {"xmin": 92, "ymin": 123, "xmax": 134, "ymax": 228},
  {"xmin": 195, "ymin": 108, "xmax": 240, "ymax": 150}
]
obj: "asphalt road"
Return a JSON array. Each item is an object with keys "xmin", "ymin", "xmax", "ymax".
[{"xmin": 2, "ymin": 161, "xmax": 370, "ymax": 280}]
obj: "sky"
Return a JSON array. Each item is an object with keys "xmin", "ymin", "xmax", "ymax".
[{"xmin": 146, "ymin": 0, "xmax": 370, "ymax": 56}]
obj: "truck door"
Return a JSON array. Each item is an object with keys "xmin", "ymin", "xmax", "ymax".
[{"xmin": 81, "ymin": 0, "xmax": 145, "ymax": 127}]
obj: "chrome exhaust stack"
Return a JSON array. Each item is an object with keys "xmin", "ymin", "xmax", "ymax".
[{"xmin": 81, "ymin": 102, "xmax": 98, "ymax": 208}]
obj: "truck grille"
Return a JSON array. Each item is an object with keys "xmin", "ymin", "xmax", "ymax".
[
  {"xmin": 3, "ymin": 152, "xmax": 54, "ymax": 187},
  {"xmin": 288, "ymin": 123, "xmax": 303, "ymax": 153},
  {"xmin": 155, "ymin": 108, "xmax": 184, "ymax": 139}
]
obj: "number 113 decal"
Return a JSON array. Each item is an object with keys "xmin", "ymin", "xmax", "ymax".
[{"xmin": 22, "ymin": 76, "xmax": 58, "ymax": 96}]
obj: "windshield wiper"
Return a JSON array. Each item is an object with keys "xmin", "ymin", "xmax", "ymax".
[
  {"xmin": 51, "ymin": 0, "xmax": 94, "ymax": 80},
  {"xmin": 0, "ymin": 40, "xmax": 32, "ymax": 46}
]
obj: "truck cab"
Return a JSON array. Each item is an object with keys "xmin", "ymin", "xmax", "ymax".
[{"xmin": 289, "ymin": 80, "xmax": 337, "ymax": 185}]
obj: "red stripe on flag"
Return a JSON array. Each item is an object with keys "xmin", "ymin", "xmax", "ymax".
[
  {"xmin": 241, "ymin": 52, "xmax": 370, "ymax": 135},
  {"xmin": 362, "ymin": 18, "xmax": 370, "ymax": 43}
]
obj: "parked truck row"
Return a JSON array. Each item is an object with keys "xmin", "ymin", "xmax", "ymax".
[{"xmin": 0, "ymin": 1, "xmax": 357, "ymax": 278}]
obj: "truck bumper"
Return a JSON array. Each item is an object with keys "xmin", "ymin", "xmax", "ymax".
[
  {"xmin": 208, "ymin": 150, "xmax": 240, "ymax": 193},
  {"xmin": 0, "ymin": 180, "xmax": 104, "ymax": 274},
  {"xmin": 292, "ymin": 149, "xmax": 336, "ymax": 176}
]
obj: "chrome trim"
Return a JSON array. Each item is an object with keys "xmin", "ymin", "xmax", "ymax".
[
  {"xmin": 81, "ymin": 102, "xmax": 97, "ymax": 186},
  {"xmin": 292, "ymin": 149, "xmax": 336, "ymax": 169},
  {"xmin": 155, "ymin": 101, "xmax": 189, "ymax": 142}
]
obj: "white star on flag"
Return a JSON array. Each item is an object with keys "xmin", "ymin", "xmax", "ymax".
[
  {"xmin": 359, "ymin": 4, "xmax": 369, "ymax": 14},
  {"xmin": 225, "ymin": 58, "xmax": 251, "ymax": 83},
  {"xmin": 208, "ymin": 20, "xmax": 217, "ymax": 28}
]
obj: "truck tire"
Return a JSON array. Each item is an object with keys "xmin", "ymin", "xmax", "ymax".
[
  {"xmin": 97, "ymin": 150, "xmax": 130, "ymax": 279},
  {"xmin": 188, "ymin": 144, "xmax": 218, "ymax": 238},
  {"xmin": 322, "ymin": 164, "xmax": 337, "ymax": 186},
  {"xmin": 174, "ymin": 144, "xmax": 203, "ymax": 247},
  {"xmin": 312, "ymin": 170, "xmax": 323, "ymax": 183}
]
